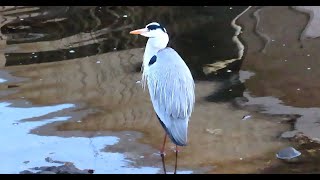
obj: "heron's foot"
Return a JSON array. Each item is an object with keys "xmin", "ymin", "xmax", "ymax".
[{"xmin": 171, "ymin": 145, "xmax": 180, "ymax": 153}]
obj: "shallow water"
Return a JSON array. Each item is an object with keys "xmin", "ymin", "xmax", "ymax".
[{"xmin": 0, "ymin": 6, "xmax": 319, "ymax": 174}]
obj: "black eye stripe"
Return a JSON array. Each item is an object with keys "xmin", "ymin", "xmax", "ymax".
[
  {"xmin": 149, "ymin": 55, "xmax": 157, "ymax": 66},
  {"xmin": 146, "ymin": 24, "xmax": 166, "ymax": 33}
]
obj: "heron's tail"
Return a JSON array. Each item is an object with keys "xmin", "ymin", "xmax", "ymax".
[
  {"xmin": 169, "ymin": 119, "xmax": 188, "ymax": 146},
  {"xmin": 158, "ymin": 116, "xmax": 188, "ymax": 146}
]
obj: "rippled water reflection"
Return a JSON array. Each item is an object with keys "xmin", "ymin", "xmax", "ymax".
[
  {"xmin": 0, "ymin": 101, "xmax": 159, "ymax": 174},
  {"xmin": 1, "ymin": 6, "xmax": 320, "ymax": 174}
]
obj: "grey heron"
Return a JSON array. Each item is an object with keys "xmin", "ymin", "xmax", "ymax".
[{"xmin": 130, "ymin": 22, "xmax": 195, "ymax": 174}]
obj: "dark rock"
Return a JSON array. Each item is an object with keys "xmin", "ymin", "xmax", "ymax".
[
  {"xmin": 20, "ymin": 170, "xmax": 33, "ymax": 174},
  {"xmin": 37, "ymin": 171, "xmax": 56, "ymax": 174},
  {"xmin": 20, "ymin": 162, "xmax": 93, "ymax": 174}
]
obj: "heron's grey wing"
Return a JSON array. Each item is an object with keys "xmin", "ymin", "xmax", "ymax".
[
  {"xmin": 148, "ymin": 47, "xmax": 195, "ymax": 120},
  {"xmin": 147, "ymin": 47, "xmax": 195, "ymax": 145}
]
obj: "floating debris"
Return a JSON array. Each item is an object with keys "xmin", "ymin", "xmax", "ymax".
[
  {"xmin": 229, "ymin": 7, "xmax": 233, "ymax": 10},
  {"xmin": 123, "ymin": 15, "xmax": 128, "ymax": 18},
  {"xmin": 8, "ymin": 85, "xmax": 19, "ymax": 88},
  {"xmin": 307, "ymin": 67, "xmax": 311, "ymax": 70},
  {"xmin": 307, "ymin": 54, "xmax": 310, "ymax": 57},
  {"xmin": 297, "ymin": 88, "xmax": 300, "ymax": 91},
  {"xmin": 307, "ymin": 149, "xmax": 316, "ymax": 154},
  {"xmin": 271, "ymin": 39, "xmax": 275, "ymax": 42},
  {"xmin": 276, "ymin": 147, "xmax": 301, "ymax": 160},
  {"xmin": 20, "ymin": 18, "xmax": 24, "ymax": 21},
  {"xmin": 227, "ymin": 69, "xmax": 232, "ymax": 73},
  {"xmin": 32, "ymin": 52, "xmax": 35, "ymax": 55},
  {"xmin": 69, "ymin": 50, "xmax": 75, "ymax": 53},
  {"xmin": 242, "ymin": 115, "xmax": 252, "ymax": 121},
  {"xmin": 136, "ymin": 80, "xmax": 141, "ymax": 84},
  {"xmin": 283, "ymin": 44, "xmax": 286, "ymax": 46},
  {"xmin": 96, "ymin": 61, "xmax": 101, "ymax": 64},
  {"xmin": 239, "ymin": 157, "xmax": 243, "ymax": 160},
  {"xmin": 76, "ymin": 120, "xmax": 81, "ymax": 123},
  {"xmin": 206, "ymin": 128, "xmax": 222, "ymax": 135}
]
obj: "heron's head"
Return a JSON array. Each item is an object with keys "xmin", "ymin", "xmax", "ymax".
[
  {"xmin": 130, "ymin": 22, "xmax": 167, "ymax": 38},
  {"xmin": 130, "ymin": 22, "xmax": 169, "ymax": 49}
]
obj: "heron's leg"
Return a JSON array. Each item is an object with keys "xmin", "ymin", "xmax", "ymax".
[
  {"xmin": 160, "ymin": 134, "xmax": 167, "ymax": 155},
  {"xmin": 174, "ymin": 145, "xmax": 179, "ymax": 174},
  {"xmin": 160, "ymin": 134, "xmax": 167, "ymax": 174}
]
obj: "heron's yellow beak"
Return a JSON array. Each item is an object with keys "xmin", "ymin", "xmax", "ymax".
[{"xmin": 129, "ymin": 28, "xmax": 148, "ymax": 35}]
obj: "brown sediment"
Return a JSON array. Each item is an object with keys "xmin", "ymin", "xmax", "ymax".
[
  {"xmin": 238, "ymin": 6, "xmax": 319, "ymax": 108},
  {"xmin": 238, "ymin": 6, "xmax": 320, "ymax": 153}
]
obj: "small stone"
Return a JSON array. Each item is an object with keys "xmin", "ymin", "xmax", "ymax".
[
  {"xmin": 281, "ymin": 130, "xmax": 298, "ymax": 138},
  {"xmin": 276, "ymin": 147, "xmax": 301, "ymax": 160}
]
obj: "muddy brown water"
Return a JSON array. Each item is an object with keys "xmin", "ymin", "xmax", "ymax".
[{"xmin": 0, "ymin": 6, "xmax": 320, "ymax": 174}]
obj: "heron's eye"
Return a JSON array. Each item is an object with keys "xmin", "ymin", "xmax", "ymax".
[{"xmin": 149, "ymin": 55, "xmax": 157, "ymax": 66}]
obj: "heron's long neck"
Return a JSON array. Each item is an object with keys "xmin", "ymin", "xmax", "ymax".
[
  {"xmin": 141, "ymin": 35, "xmax": 169, "ymax": 89},
  {"xmin": 143, "ymin": 39, "xmax": 164, "ymax": 67}
]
